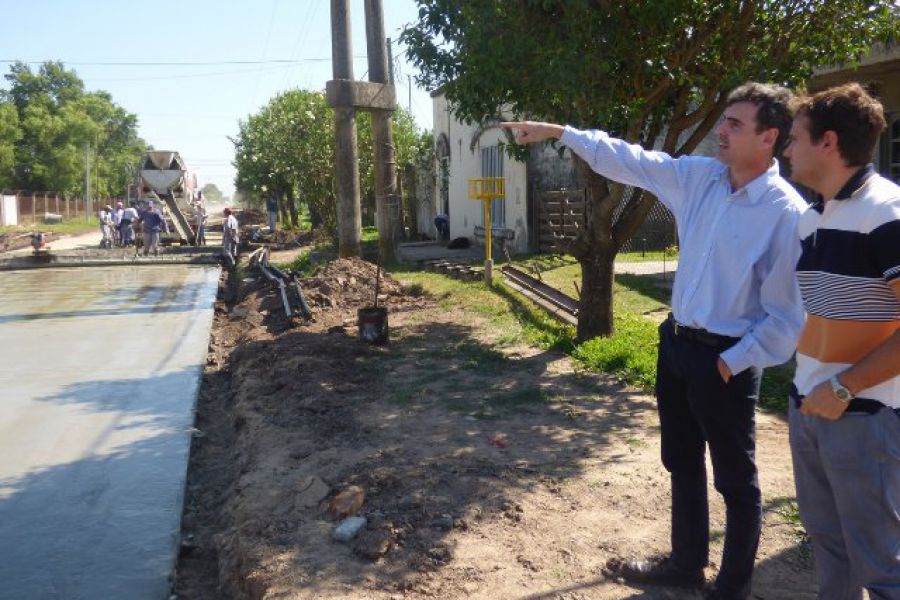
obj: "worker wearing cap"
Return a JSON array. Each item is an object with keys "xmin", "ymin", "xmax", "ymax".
[
  {"xmin": 121, "ymin": 202, "xmax": 139, "ymax": 246},
  {"xmin": 140, "ymin": 203, "xmax": 165, "ymax": 256},
  {"xmin": 112, "ymin": 201, "xmax": 124, "ymax": 246},
  {"xmin": 222, "ymin": 207, "xmax": 239, "ymax": 267},
  {"xmin": 99, "ymin": 204, "xmax": 114, "ymax": 249}
]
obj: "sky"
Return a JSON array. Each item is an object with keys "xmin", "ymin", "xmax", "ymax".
[{"xmin": 0, "ymin": 0, "xmax": 436, "ymax": 197}]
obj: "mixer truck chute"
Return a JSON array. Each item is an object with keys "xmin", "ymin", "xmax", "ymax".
[{"xmin": 136, "ymin": 151, "xmax": 198, "ymax": 245}]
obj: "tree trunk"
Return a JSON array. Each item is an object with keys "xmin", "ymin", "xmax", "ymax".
[
  {"xmin": 278, "ymin": 192, "xmax": 289, "ymax": 227},
  {"xmin": 286, "ymin": 187, "xmax": 299, "ymax": 228},
  {"xmin": 576, "ymin": 251, "xmax": 615, "ymax": 340},
  {"xmin": 309, "ymin": 202, "xmax": 323, "ymax": 228},
  {"xmin": 570, "ymin": 159, "xmax": 618, "ymax": 341}
]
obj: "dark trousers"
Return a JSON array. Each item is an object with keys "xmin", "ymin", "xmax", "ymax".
[{"xmin": 655, "ymin": 318, "xmax": 763, "ymax": 598}]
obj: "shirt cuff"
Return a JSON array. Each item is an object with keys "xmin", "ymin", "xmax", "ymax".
[
  {"xmin": 559, "ymin": 125, "xmax": 579, "ymax": 147},
  {"xmin": 719, "ymin": 341, "xmax": 754, "ymax": 376}
]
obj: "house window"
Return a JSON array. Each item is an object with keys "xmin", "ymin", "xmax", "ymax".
[
  {"xmin": 480, "ymin": 146, "xmax": 505, "ymax": 226},
  {"xmin": 888, "ymin": 114, "xmax": 900, "ymax": 184}
]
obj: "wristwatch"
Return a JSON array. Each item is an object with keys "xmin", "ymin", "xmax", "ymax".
[{"xmin": 829, "ymin": 375, "xmax": 854, "ymax": 403}]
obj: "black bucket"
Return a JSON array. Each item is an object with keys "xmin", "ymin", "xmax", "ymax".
[{"xmin": 358, "ymin": 306, "xmax": 389, "ymax": 345}]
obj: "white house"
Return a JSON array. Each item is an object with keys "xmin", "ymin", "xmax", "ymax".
[{"xmin": 429, "ymin": 90, "xmax": 531, "ymax": 254}]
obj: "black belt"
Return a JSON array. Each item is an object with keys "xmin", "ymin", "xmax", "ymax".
[
  {"xmin": 790, "ymin": 384, "xmax": 898, "ymax": 416},
  {"xmin": 667, "ymin": 314, "xmax": 740, "ymax": 349}
]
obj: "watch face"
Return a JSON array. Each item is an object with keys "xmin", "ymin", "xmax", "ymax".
[{"xmin": 831, "ymin": 376, "xmax": 852, "ymax": 402}]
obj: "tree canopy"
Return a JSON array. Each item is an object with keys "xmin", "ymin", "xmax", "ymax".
[
  {"xmin": 402, "ymin": 0, "xmax": 899, "ymax": 339},
  {"xmin": 0, "ymin": 61, "xmax": 147, "ymax": 197},
  {"xmin": 232, "ymin": 88, "xmax": 430, "ymax": 234},
  {"xmin": 200, "ymin": 183, "xmax": 224, "ymax": 204}
]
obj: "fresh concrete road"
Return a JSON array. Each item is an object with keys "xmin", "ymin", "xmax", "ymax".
[{"xmin": 0, "ymin": 265, "xmax": 219, "ymax": 600}]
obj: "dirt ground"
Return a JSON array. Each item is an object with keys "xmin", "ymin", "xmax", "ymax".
[{"xmin": 174, "ymin": 257, "xmax": 817, "ymax": 600}]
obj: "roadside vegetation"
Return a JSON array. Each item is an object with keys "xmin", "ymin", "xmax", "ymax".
[
  {"xmin": 279, "ymin": 238, "xmax": 792, "ymax": 414},
  {"xmin": 1, "ymin": 217, "xmax": 100, "ymax": 236}
]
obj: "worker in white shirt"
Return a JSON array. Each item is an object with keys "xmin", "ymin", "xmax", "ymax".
[{"xmin": 222, "ymin": 207, "xmax": 240, "ymax": 267}]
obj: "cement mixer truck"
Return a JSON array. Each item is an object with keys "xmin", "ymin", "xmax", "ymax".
[{"xmin": 132, "ymin": 151, "xmax": 198, "ymax": 246}]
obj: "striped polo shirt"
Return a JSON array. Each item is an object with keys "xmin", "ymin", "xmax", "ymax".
[{"xmin": 794, "ymin": 165, "xmax": 900, "ymax": 409}]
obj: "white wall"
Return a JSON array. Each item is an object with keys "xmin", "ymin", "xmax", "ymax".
[
  {"xmin": 0, "ymin": 195, "xmax": 17, "ymax": 227},
  {"xmin": 432, "ymin": 92, "xmax": 529, "ymax": 253}
]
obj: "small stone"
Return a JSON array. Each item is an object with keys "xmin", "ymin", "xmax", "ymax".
[
  {"xmin": 431, "ymin": 514, "xmax": 454, "ymax": 531},
  {"xmin": 295, "ymin": 476, "xmax": 330, "ymax": 509},
  {"xmin": 353, "ymin": 528, "xmax": 393, "ymax": 560},
  {"xmin": 329, "ymin": 485, "xmax": 366, "ymax": 518},
  {"xmin": 333, "ymin": 516, "xmax": 367, "ymax": 542}
]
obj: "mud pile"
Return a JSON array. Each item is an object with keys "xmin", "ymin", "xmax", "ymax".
[{"xmin": 300, "ymin": 257, "xmax": 407, "ymax": 310}]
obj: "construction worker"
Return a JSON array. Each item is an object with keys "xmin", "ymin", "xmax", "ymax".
[
  {"xmin": 121, "ymin": 202, "xmax": 139, "ymax": 247},
  {"xmin": 194, "ymin": 192, "xmax": 207, "ymax": 245},
  {"xmin": 783, "ymin": 83, "xmax": 900, "ymax": 598},
  {"xmin": 99, "ymin": 204, "xmax": 114, "ymax": 249},
  {"xmin": 112, "ymin": 201, "xmax": 124, "ymax": 246},
  {"xmin": 502, "ymin": 82, "xmax": 805, "ymax": 599},
  {"xmin": 140, "ymin": 202, "xmax": 165, "ymax": 256},
  {"xmin": 222, "ymin": 207, "xmax": 239, "ymax": 267}
]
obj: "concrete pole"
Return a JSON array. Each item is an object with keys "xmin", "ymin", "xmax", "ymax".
[
  {"xmin": 364, "ymin": 0, "xmax": 397, "ymax": 263},
  {"xmin": 331, "ymin": 0, "xmax": 362, "ymax": 257}
]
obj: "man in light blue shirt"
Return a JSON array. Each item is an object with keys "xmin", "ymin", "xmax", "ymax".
[{"xmin": 502, "ymin": 83, "xmax": 805, "ymax": 599}]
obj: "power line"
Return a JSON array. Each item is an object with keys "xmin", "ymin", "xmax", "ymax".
[{"xmin": 251, "ymin": 0, "xmax": 282, "ymax": 107}]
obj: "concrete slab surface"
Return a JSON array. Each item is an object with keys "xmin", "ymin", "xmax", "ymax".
[{"xmin": 0, "ymin": 265, "xmax": 220, "ymax": 600}]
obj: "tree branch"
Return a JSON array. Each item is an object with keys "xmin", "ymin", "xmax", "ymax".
[{"xmin": 675, "ymin": 93, "xmax": 728, "ymax": 157}]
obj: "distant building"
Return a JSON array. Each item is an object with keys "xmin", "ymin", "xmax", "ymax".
[{"xmin": 807, "ymin": 43, "xmax": 900, "ymax": 184}]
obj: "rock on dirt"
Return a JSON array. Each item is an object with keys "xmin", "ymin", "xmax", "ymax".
[{"xmin": 333, "ymin": 516, "xmax": 367, "ymax": 542}]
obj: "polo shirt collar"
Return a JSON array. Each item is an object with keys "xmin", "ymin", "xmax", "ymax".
[{"xmin": 834, "ymin": 164, "xmax": 876, "ymax": 200}]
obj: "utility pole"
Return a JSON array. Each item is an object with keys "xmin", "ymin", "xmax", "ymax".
[
  {"xmin": 329, "ymin": 0, "xmax": 362, "ymax": 257},
  {"xmin": 408, "ymin": 74, "xmax": 412, "ymax": 115},
  {"xmin": 365, "ymin": 0, "xmax": 398, "ymax": 262}
]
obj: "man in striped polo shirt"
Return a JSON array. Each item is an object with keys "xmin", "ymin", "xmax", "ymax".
[{"xmin": 784, "ymin": 83, "xmax": 900, "ymax": 598}]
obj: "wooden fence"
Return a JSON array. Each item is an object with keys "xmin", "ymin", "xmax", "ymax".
[{"xmin": 538, "ymin": 189, "xmax": 585, "ymax": 253}]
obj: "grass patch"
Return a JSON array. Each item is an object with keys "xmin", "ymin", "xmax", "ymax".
[
  {"xmin": 361, "ymin": 226, "xmax": 379, "ymax": 242},
  {"xmin": 768, "ymin": 496, "xmax": 810, "ymax": 555},
  {"xmin": 446, "ymin": 384, "xmax": 547, "ymax": 419},
  {"xmin": 572, "ymin": 312, "xmax": 659, "ymax": 389},
  {"xmin": 616, "ymin": 250, "xmax": 679, "ymax": 262},
  {"xmin": 1, "ymin": 217, "xmax": 100, "ymax": 236},
  {"xmin": 390, "ymin": 385, "xmax": 425, "ymax": 407},
  {"xmin": 398, "ymin": 259, "xmax": 793, "ymax": 416},
  {"xmin": 454, "ymin": 340, "xmax": 508, "ymax": 370}
]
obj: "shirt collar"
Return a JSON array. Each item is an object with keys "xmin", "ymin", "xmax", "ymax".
[
  {"xmin": 833, "ymin": 164, "xmax": 876, "ymax": 200},
  {"xmin": 715, "ymin": 159, "xmax": 781, "ymax": 204},
  {"xmin": 743, "ymin": 159, "xmax": 781, "ymax": 204}
]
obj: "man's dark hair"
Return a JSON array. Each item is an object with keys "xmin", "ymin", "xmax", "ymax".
[
  {"xmin": 726, "ymin": 82, "xmax": 795, "ymax": 157},
  {"xmin": 794, "ymin": 83, "xmax": 886, "ymax": 167}
]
